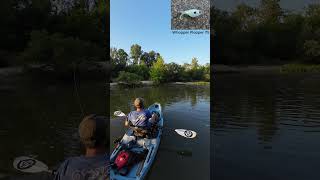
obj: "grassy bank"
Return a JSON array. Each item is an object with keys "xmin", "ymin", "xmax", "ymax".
[
  {"xmin": 213, "ymin": 64, "xmax": 320, "ymax": 73},
  {"xmin": 280, "ymin": 64, "xmax": 320, "ymax": 73}
]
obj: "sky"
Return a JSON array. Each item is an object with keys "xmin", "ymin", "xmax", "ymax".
[
  {"xmin": 110, "ymin": 0, "xmax": 210, "ymax": 65},
  {"xmin": 213, "ymin": 0, "xmax": 319, "ymax": 12}
]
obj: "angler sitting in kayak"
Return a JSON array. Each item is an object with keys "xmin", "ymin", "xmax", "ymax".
[
  {"xmin": 125, "ymin": 98, "xmax": 158, "ymax": 135},
  {"xmin": 54, "ymin": 114, "xmax": 109, "ymax": 180}
]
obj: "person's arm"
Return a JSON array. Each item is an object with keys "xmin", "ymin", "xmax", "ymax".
[
  {"xmin": 124, "ymin": 118, "xmax": 129, "ymax": 126},
  {"xmin": 125, "ymin": 113, "xmax": 130, "ymax": 126}
]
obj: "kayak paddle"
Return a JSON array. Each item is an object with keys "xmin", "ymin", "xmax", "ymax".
[
  {"xmin": 114, "ymin": 111, "xmax": 126, "ymax": 117},
  {"xmin": 113, "ymin": 110, "xmax": 197, "ymax": 138},
  {"xmin": 13, "ymin": 156, "xmax": 53, "ymax": 174}
]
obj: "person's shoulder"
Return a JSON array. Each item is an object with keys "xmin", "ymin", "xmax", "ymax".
[{"xmin": 128, "ymin": 111, "xmax": 135, "ymax": 116}]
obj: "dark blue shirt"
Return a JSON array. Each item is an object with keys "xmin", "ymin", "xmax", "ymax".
[
  {"xmin": 127, "ymin": 109, "xmax": 152, "ymax": 127},
  {"xmin": 54, "ymin": 154, "xmax": 109, "ymax": 180}
]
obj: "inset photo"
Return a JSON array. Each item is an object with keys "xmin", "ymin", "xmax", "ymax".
[{"xmin": 171, "ymin": 0, "xmax": 210, "ymax": 30}]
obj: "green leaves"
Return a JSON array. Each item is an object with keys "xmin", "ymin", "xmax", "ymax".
[
  {"xmin": 150, "ymin": 56, "xmax": 167, "ymax": 84},
  {"xmin": 117, "ymin": 71, "xmax": 142, "ymax": 85},
  {"xmin": 20, "ymin": 30, "xmax": 104, "ymax": 66},
  {"xmin": 211, "ymin": 2, "xmax": 320, "ymax": 65},
  {"xmin": 304, "ymin": 40, "xmax": 320, "ymax": 62},
  {"xmin": 130, "ymin": 44, "xmax": 142, "ymax": 65}
]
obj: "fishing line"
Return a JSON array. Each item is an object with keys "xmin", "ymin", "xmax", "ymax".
[{"xmin": 73, "ymin": 63, "xmax": 85, "ymax": 117}]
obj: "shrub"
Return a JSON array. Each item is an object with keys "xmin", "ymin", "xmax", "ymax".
[
  {"xmin": 20, "ymin": 30, "xmax": 104, "ymax": 74},
  {"xmin": 125, "ymin": 64, "xmax": 149, "ymax": 80},
  {"xmin": 116, "ymin": 71, "xmax": 142, "ymax": 85},
  {"xmin": 150, "ymin": 56, "xmax": 167, "ymax": 84}
]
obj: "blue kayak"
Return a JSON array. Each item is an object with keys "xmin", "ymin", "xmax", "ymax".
[{"xmin": 110, "ymin": 103, "xmax": 163, "ymax": 180}]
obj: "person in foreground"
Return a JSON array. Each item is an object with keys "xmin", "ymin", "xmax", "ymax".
[
  {"xmin": 54, "ymin": 114, "xmax": 109, "ymax": 180},
  {"xmin": 125, "ymin": 98, "xmax": 158, "ymax": 128}
]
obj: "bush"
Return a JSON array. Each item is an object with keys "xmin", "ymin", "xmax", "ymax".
[
  {"xmin": 125, "ymin": 64, "xmax": 149, "ymax": 80},
  {"xmin": 116, "ymin": 71, "xmax": 142, "ymax": 85},
  {"xmin": 281, "ymin": 64, "xmax": 320, "ymax": 73},
  {"xmin": 150, "ymin": 56, "xmax": 167, "ymax": 84},
  {"xmin": 20, "ymin": 30, "xmax": 104, "ymax": 75},
  {"xmin": 165, "ymin": 62, "xmax": 184, "ymax": 82}
]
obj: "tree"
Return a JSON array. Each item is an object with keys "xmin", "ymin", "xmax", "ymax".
[
  {"xmin": 140, "ymin": 52, "xmax": 150, "ymax": 66},
  {"xmin": 110, "ymin": 48, "xmax": 128, "ymax": 78},
  {"xmin": 258, "ymin": 0, "xmax": 282, "ymax": 24},
  {"xmin": 191, "ymin": 57, "xmax": 199, "ymax": 69},
  {"xmin": 117, "ymin": 71, "xmax": 142, "ymax": 85},
  {"xmin": 130, "ymin": 44, "xmax": 142, "ymax": 65},
  {"xmin": 304, "ymin": 40, "xmax": 320, "ymax": 63},
  {"xmin": 117, "ymin": 49, "xmax": 129, "ymax": 66},
  {"xmin": 110, "ymin": 48, "xmax": 129, "ymax": 66},
  {"xmin": 126, "ymin": 64, "xmax": 149, "ymax": 80},
  {"xmin": 165, "ymin": 62, "xmax": 184, "ymax": 82},
  {"xmin": 232, "ymin": 3, "xmax": 257, "ymax": 31},
  {"xmin": 189, "ymin": 58, "xmax": 205, "ymax": 81},
  {"xmin": 20, "ymin": 30, "xmax": 104, "ymax": 70},
  {"xmin": 140, "ymin": 50, "xmax": 159, "ymax": 67},
  {"xmin": 150, "ymin": 56, "xmax": 167, "ymax": 84}
]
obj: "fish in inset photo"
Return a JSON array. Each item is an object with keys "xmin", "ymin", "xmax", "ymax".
[{"xmin": 179, "ymin": 9, "xmax": 202, "ymax": 20}]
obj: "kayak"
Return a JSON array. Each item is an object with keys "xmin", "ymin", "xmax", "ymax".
[{"xmin": 110, "ymin": 103, "xmax": 163, "ymax": 180}]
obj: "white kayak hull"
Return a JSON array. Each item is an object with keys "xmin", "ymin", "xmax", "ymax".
[{"xmin": 110, "ymin": 103, "xmax": 163, "ymax": 180}]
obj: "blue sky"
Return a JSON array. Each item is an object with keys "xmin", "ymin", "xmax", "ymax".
[{"xmin": 110, "ymin": 0, "xmax": 210, "ymax": 65}]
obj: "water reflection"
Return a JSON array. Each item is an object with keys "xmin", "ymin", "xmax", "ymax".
[
  {"xmin": 213, "ymin": 74, "xmax": 320, "ymax": 180},
  {"xmin": 0, "ymin": 77, "xmax": 106, "ymax": 179},
  {"xmin": 110, "ymin": 84, "xmax": 210, "ymax": 180}
]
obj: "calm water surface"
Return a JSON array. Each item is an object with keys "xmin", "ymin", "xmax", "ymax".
[
  {"xmin": 4, "ymin": 73, "xmax": 318, "ymax": 180},
  {"xmin": 110, "ymin": 84, "xmax": 210, "ymax": 180},
  {"xmin": 213, "ymin": 73, "xmax": 320, "ymax": 180},
  {"xmin": 0, "ymin": 76, "xmax": 106, "ymax": 179}
]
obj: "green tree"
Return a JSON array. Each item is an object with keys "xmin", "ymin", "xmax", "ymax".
[
  {"xmin": 191, "ymin": 57, "xmax": 199, "ymax": 69},
  {"xmin": 304, "ymin": 40, "xmax": 320, "ymax": 63},
  {"xmin": 140, "ymin": 51, "xmax": 159, "ymax": 67},
  {"xmin": 110, "ymin": 48, "xmax": 128, "ymax": 78},
  {"xmin": 150, "ymin": 56, "xmax": 167, "ymax": 84},
  {"xmin": 232, "ymin": 3, "xmax": 257, "ymax": 31},
  {"xmin": 126, "ymin": 64, "xmax": 149, "ymax": 80},
  {"xmin": 117, "ymin": 71, "xmax": 142, "ymax": 85},
  {"xmin": 130, "ymin": 44, "xmax": 142, "ymax": 65},
  {"xmin": 259, "ymin": 0, "xmax": 282, "ymax": 24},
  {"xmin": 20, "ymin": 30, "xmax": 104, "ymax": 72},
  {"xmin": 165, "ymin": 62, "xmax": 184, "ymax": 82}
]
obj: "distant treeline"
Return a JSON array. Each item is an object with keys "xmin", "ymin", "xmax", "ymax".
[
  {"xmin": 211, "ymin": 0, "xmax": 320, "ymax": 65},
  {"xmin": 110, "ymin": 44, "xmax": 210, "ymax": 84},
  {"xmin": 0, "ymin": 0, "xmax": 107, "ymax": 79}
]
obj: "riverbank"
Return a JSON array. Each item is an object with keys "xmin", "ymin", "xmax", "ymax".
[
  {"xmin": 110, "ymin": 81, "xmax": 210, "ymax": 86},
  {"xmin": 0, "ymin": 62, "xmax": 109, "ymax": 81},
  {"xmin": 213, "ymin": 65, "xmax": 281, "ymax": 73},
  {"xmin": 213, "ymin": 64, "xmax": 320, "ymax": 73},
  {"xmin": 0, "ymin": 67, "xmax": 23, "ymax": 77}
]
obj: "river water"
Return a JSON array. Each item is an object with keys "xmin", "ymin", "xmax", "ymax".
[
  {"xmin": 110, "ymin": 84, "xmax": 210, "ymax": 180},
  {"xmin": 0, "ymin": 76, "xmax": 106, "ymax": 179},
  {"xmin": 2, "ymin": 73, "xmax": 319, "ymax": 180},
  {"xmin": 213, "ymin": 73, "xmax": 320, "ymax": 180}
]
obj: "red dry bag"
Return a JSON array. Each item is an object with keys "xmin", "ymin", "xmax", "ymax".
[{"xmin": 115, "ymin": 151, "xmax": 131, "ymax": 170}]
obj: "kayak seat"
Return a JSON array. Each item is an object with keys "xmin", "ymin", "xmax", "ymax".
[{"xmin": 151, "ymin": 111, "xmax": 160, "ymax": 119}]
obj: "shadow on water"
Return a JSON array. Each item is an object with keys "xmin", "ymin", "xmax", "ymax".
[{"xmin": 212, "ymin": 73, "xmax": 320, "ymax": 180}]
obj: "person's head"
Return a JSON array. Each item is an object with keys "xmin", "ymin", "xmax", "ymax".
[
  {"xmin": 79, "ymin": 114, "xmax": 108, "ymax": 150},
  {"xmin": 134, "ymin": 97, "xmax": 145, "ymax": 109}
]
